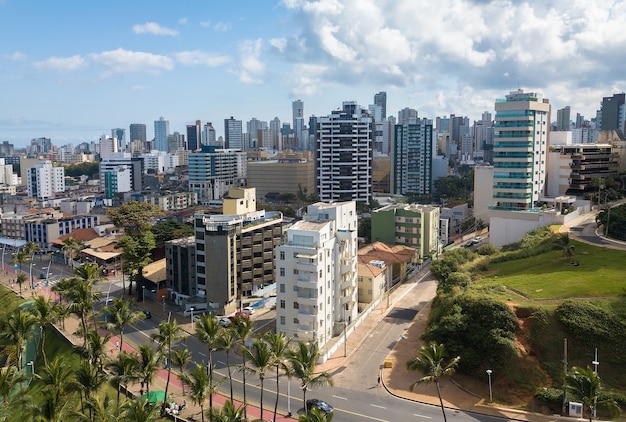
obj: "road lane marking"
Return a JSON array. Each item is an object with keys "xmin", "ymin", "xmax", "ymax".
[
  {"xmin": 413, "ymin": 414, "xmax": 431, "ymax": 419},
  {"xmin": 332, "ymin": 395, "xmax": 347, "ymax": 400},
  {"xmin": 217, "ymin": 360, "xmax": 226, "ymax": 365},
  {"xmin": 199, "ymin": 352, "xmax": 206, "ymax": 357},
  {"xmin": 370, "ymin": 404, "xmax": 386, "ymax": 409}
]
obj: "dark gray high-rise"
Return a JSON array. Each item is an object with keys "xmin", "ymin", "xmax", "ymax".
[
  {"xmin": 129, "ymin": 124, "xmax": 147, "ymax": 142},
  {"xmin": 374, "ymin": 91, "xmax": 387, "ymax": 119},
  {"xmin": 600, "ymin": 93, "xmax": 625, "ymax": 134}
]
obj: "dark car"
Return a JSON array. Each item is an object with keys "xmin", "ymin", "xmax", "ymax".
[
  {"xmin": 306, "ymin": 399, "xmax": 333, "ymax": 415},
  {"xmin": 143, "ymin": 310, "xmax": 152, "ymax": 319}
]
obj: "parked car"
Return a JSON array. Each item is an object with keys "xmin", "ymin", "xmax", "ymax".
[
  {"xmin": 219, "ymin": 317, "xmax": 231, "ymax": 327},
  {"xmin": 143, "ymin": 310, "xmax": 152, "ymax": 319},
  {"xmin": 472, "ymin": 236, "xmax": 483, "ymax": 244},
  {"xmin": 463, "ymin": 241, "xmax": 473, "ymax": 248},
  {"xmin": 242, "ymin": 306, "xmax": 255, "ymax": 315},
  {"xmin": 306, "ymin": 399, "xmax": 334, "ymax": 415}
]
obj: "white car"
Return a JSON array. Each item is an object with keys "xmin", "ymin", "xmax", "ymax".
[{"xmin": 242, "ymin": 306, "xmax": 255, "ymax": 315}]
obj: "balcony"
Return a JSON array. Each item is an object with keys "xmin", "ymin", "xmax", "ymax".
[
  {"xmin": 341, "ymin": 277, "xmax": 356, "ymax": 290},
  {"xmin": 297, "ymin": 311, "xmax": 317, "ymax": 322},
  {"xmin": 340, "ymin": 259, "xmax": 353, "ymax": 274}
]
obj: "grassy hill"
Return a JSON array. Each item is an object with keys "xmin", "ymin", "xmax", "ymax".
[{"xmin": 427, "ymin": 228, "xmax": 626, "ymax": 417}]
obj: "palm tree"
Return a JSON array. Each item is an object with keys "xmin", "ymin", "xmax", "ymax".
[
  {"xmin": 0, "ymin": 366, "xmax": 25, "ymax": 419},
  {"xmin": 31, "ymin": 294, "xmax": 59, "ymax": 367},
  {"xmin": 104, "ymin": 297, "xmax": 145, "ymax": 353},
  {"xmin": 24, "ymin": 241, "xmax": 40, "ymax": 289},
  {"xmin": 76, "ymin": 394, "xmax": 122, "ymax": 422},
  {"xmin": 195, "ymin": 313, "xmax": 224, "ymax": 417},
  {"xmin": 565, "ymin": 366, "xmax": 621, "ymax": 422},
  {"xmin": 137, "ymin": 343, "xmax": 161, "ymax": 397},
  {"xmin": 73, "ymin": 262, "xmax": 105, "ymax": 285},
  {"xmin": 208, "ymin": 400, "xmax": 248, "ymax": 422},
  {"xmin": 39, "ymin": 356, "xmax": 80, "ymax": 419},
  {"xmin": 287, "ymin": 341, "xmax": 333, "ymax": 413},
  {"xmin": 151, "ymin": 319, "xmax": 185, "ymax": 415},
  {"xmin": 232, "ymin": 314, "xmax": 254, "ymax": 419},
  {"xmin": 81, "ymin": 328, "xmax": 111, "ymax": 371},
  {"xmin": 61, "ymin": 236, "xmax": 85, "ymax": 267},
  {"xmin": 243, "ymin": 338, "xmax": 274, "ymax": 421},
  {"xmin": 553, "ymin": 233, "xmax": 575, "ymax": 260},
  {"xmin": 406, "ymin": 342, "xmax": 460, "ymax": 422},
  {"xmin": 121, "ymin": 396, "xmax": 161, "ymax": 422},
  {"xmin": 298, "ymin": 406, "xmax": 334, "ymax": 422},
  {"xmin": 0, "ymin": 307, "xmax": 37, "ymax": 368},
  {"xmin": 15, "ymin": 272, "xmax": 26, "ymax": 295},
  {"xmin": 171, "ymin": 347, "xmax": 192, "ymax": 394},
  {"xmin": 179, "ymin": 362, "xmax": 214, "ymax": 422},
  {"xmin": 265, "ymin": 331, "xmax": 291, "ymax": 421},
  {"xmin": 75, "ymin": 359, "xmax": 107, "ymax": 417},
  {"xmin": 106, "ymin": 351, "xmax": 140, "ymax": 410},
  {"xmin": 65, "ymin": 275, "xmax": 102, "ymax": 348},
  {"xmin": 13, "ymin": 249, "xmax": 30, "ymax": 289},
  {"xmin": 216, "ymin": 326, "xmax": 237, "ymax": 403}
]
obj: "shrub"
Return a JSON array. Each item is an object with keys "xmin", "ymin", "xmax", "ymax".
[
  {"xmin": 477, "ymin": 243, "xmax": 499, "ymax": 256},
  {"xmin": 534, "ymin": 387, "xmax": 563, "ymax": 406},
  {"xmin": 437, "ymin": 271, "xmax": 471, "ymax": 294},
  {"xmin": 554, "ymin": 300, "xmax": 626, "ymax": 344}
]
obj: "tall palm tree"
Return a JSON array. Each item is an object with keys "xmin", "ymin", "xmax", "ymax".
[
  {"xmin": 171, "ymin": 347, "xmax": 192, "ymax": 394},
  {"xmin": 216, "ymin": 326, "xmax": 237, "ymax": 403},
  {"xmin": 179, "ymin": 362, "xmax": 215, "ymax": 422},
  {"xmin": 287, "ymin": 341, "xmax": 333, "ymax": 413},
  {"xmin": 75, "ymin": 359, "xmax": 107, "ymax": 417},
  {"xmin": 106, "ymin": 351, "xmax": 140, "ymax": 410},
  {"xmin": 61, "ymin": 236, "xmax": 85, "ymax": 267},
  {"xmin": 73, "ymin": 262, "xmax": 105, "ymax": 286},
  {"xmin": 24, "ymin": 241, "xmax": 40, "ymax": 289},
  {"xmin": 137, "ymin": 343, "xmax": 161, "ymax": 397},
  {"xmin": 565, "ymin": 366, "xmax": 621, "ymax": 422},
  {"xmin": 265, "ymin": 331, "xmax": 291, "ymax": 421},
  {"xmin": 243, "ymin": 338, "xmax": 274, "ymax": 421},
  {"xmin": 406, "ymin": 342, "xmax": 460, "ymax": 422},
  {"xmin": 232, "ymin": 314, "xmax": 255, "ymax": 419},
  {"xmin": 0, "ymin": 307, "xmax": 37, "ymax": 368},
  {"xmin": 104, "ymin": 297, "xmax": 145, "ymax": 353},
  {"xmin": 121, "ymin": 396, "xmax": 161, "ymax": 422},
  {"xmin": 208, "ymin": 399, "xmax": 248, "ymax": 422},
  {"xmin": 13, "ymin": 249, "xmax": 30, "ymax": 289},
  {"xmin": 39, "ymin": 356, "xmax": 80, "ymax": 419},
  {"xmin": 15, "ymin": 272, "xmax": 26, "ymax": 295},
  {"xmin": 31, "ymin": 294, "xmax": 59, "ymax": 367},
  {"xmin": 75, "ymin": 394, "xmax": 122, "ymax": 422},
  {"xmin": 151, "ymin": 319, "xmax": 184, "ymax": 415},
  {"xmin": 0, "ymin": 366, "xmax": 25, "ymax": 419},
  {"xmin": 195, "ymin": 313, "xmax": 224, "ymax": 418},
  {"xmin": 81, "ymin": 328, "xmax": 111, "ymax": 371},
  {"xmin": 65, "ymin": 275, "xmax": 102, "ymax": 348}
]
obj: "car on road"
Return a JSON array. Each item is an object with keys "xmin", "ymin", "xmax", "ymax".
[
  {"xmin": 306, "ymin": 399, "xmax": 334, "ymax": 415},
  {"xmin": 472, "ymin": 236, "xmax": 483, "ymax": 244},
  {"xmin": 463, "ymin": 241, "xmax": 473, "ymax": 248},
  {"xmin": 142, "ymin": 310, "xmax": 152, "ymax": 319},
  {"xmin": 219, "ymin": 317, "xmax": 231, "ymax": 327},
  {"xmin": 242, "ymin": 306, "xmax": 254, "ymax": 315}
]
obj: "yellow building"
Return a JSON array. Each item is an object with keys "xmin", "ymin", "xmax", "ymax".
[{"xmin": 247, "ymin": 159, "xmax": 315, "ymax": 201}]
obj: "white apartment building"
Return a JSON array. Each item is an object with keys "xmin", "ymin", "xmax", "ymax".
[
  {"xmin": 99, "ymin": 135, "xmax": 118, "ymax": 160},
  {"xmin": 0, "ymin": 158, "xmax": 18, "ymax": 185},
  {"xmin": 276, "ymin": 201, "xmax": 358, "ymax": 349},
  {"xmin": 27, "ymin": 160, "xmax": 65, "ymax": 200}
]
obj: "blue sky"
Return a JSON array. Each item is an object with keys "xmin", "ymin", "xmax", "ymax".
[{"xmin": 2, "ymin": 0, "xmax": 626, "ymax": 148}]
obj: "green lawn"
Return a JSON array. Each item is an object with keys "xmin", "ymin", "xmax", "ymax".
[{"xmin": 478, "ymin": 240, "xmax": 626, "ymax": 300}]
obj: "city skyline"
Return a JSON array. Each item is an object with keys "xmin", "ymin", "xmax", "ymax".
[{"xmin": 2, "ymin": 0, "xmax": 626, "ymax": 147}]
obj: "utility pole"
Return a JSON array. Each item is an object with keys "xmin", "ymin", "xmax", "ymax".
[{"xmin": 562, "ymin": 338, "xmax": 568, "ymax": 415}]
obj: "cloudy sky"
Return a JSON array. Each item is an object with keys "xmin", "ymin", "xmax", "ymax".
[{"xmin": 2, "ymin": 0, "xmax": 626, "ymax": 147}]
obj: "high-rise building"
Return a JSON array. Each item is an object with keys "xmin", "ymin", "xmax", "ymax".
[
  {"xmin": 202, "ymin": 122, "xmax": 217, "ymax": 147},
  {"xmin": 374, "ymin": 91, "xmax": 387, "ymax": 120},
  {"xmin": 556, "ymin": 106, "xmax": 571, "ymax": 131},
  {"xmin": 154, "ymin": 117, "xmax": 170, "ymax": 151},
  {"xmin": 112, "ymin": 128, "xmax": 126, "ymax": 152},
  {"xmin": 398, "ymin": 108, "xmax": 418, "ymax": 125},
  {"xmin": 275, "ymin": 201, "xmax": 358, "ymax": 350},
  {"xmin": 27, "ymin": 160, "xmax": 65, "ymax": 200},
  {"xmin": 599, "ymin": 93, "xmax": 625, "ymax": 134},
  {"xmin": 392, "ymin": 118, "xmax": 433, "ymax": 195},
  {"xmin": 129, "ymin": 123, "xmax": 147, "ymax": 142},
  {"xmin": 99, "ymin": 156, "xmax": 144, "ymax": 194},
  {"xmin": 167, "ymin": 132, "xmax": 186, "ymax": 153},
  {"xmin": 292, "ymin": 100, "xmax": 305, "ymax": 149},
  {"xmin": 269, "ymin": 117, "xmax": 281, "ymax": 150},
  {"xmin": 316, "ymin": 101, "xmax": 373, "ymax": 204},
  {"xmin": 99, "ymin": 135, "xmax": 118, "ymax": 160},
  {"xmin": 247, "ymin": 118, "xmax": 267, "ymax": 149},
  {"xmin": 492, "ymin": 89, "xmax": 550, "ymax": 211},
  {"xmin": 188, "ymin": 146, "xmax": 247, "ymax": 203},
  {"xmin": 186, "ymin": 120, "xmax": 201, "ymax": 151},
  {"xmin": 224, "ymin": 117, "xmax": 243, "ymax": 150}
]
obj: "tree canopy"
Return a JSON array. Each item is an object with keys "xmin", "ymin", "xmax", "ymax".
[{"xmin": 108, "ymin": 202, "xmax": 163, "ymax": 238}]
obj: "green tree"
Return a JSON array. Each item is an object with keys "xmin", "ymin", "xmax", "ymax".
[
  {"xmin": 31, "ymin": 294, "xmax": 59, "ymax": 367},
  {"xmin": 216, "ymin": 326, "xmax": 237, "ymax": 403},
  {"xmin": 0, "ymin": 366, "xmax": 24, "ymax": 418},
  {"xmin": 15, "ymin": 272, "xmax": 26, "ymax": 295},
  {"xmin": 406, "ymin": 342, "xmax": 460, "ymax": 422},
  {"xmin": 195, "ymin": 313, "xmax": 224, "ymax": 417},
  {"xmin": 0, "ymin": 307, "xmax": 37, "ymax": 368},
  {"xmin": 357, "ymin": 217, "xmax": 371, "ymax": 244},
  {"xmin": 116, "ymin": 231, "xmax": 156, "ymax": 296},
  {"xmin": 265, "ymin": 331, "xmax": 291, "ymax": 422},
  {"xmin": 171, "ymin": 347, "xmax": 192, "ymax": 394},
  {"xmin": 179, "ymin": 362, "xmax": 216, "ymax": 422},
  {"xmin": 38, "ymin": 356, "xmax": 80, "ymax": 420},
  {"xmin": 76, "ymin": 394, "xmax": 122, "ymax": 422},
  {"xmin": 242, "ymin": 338, "xmax": 274, "ymax": 421},
  {"xmin": 108, "ymin": 201, "xmax": 163, "ymax": 238},
  {"xmin": 13, "ymin": 248, "xmax": 31, "ymax": 289},
  {"xmin": 121, "ymin": 396, "xmax": 161, "ymax": 422},
  {"xmin": 104, "ymin": 297, "xmax": 145, "ymax": 353},
  {"xmin": 61, "ymin": 236, "xmax": 86, "ymax": 267},
  {"xmin": 208, "ymin": 399, "xmax": 248, "ymax": 422},
  {"xmin": 553, "ymin": 233, "xmax": 575, "ymax": 259},
  {"xmin": 81, "ymin": 328, "xmax": 111, "ymax": 372},
  {"xmin": 565, "ymin": 366, "xmax": 621, "ymax": 422},
  {"xmin": 151, "ymin": 220, "xmax": 194, "ymax": 247},
  {"xmin": 151, "ymin": 319, "xmax": 185, "ymax": 415},
  {"xmin": 137, "ymin": 343, "xmax": 161, "ymax": 397},
  {"xmin": 298, "ymin": 406, "xmax": 334, "ymax": 422},
  {"xmin": 75, "ymin": 359, "xmax": 107, "ymax": 418},
  {"xmin": 287, "ymin": 341, "xmax": 333, "ymax": 413},
  {"xmin": 106, "ymin": 351, "xmax": 140, "ymax": 410},
  {"xmin": 63, "ymin": 265, "xmax": 103, "ymax": 348},
  {"xmin": 232, "ymin": 314, "xmax": 254, "ymax": 419}
]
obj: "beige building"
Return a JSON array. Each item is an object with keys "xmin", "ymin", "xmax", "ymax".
[
  {"xmin": 222, "ymin": 187, "xmax": 256, "ymax": 215},
  {"xmin": 372, "ymin": 154, "xmax": 391, "ymax": 193},
  {"xmin": 247, "ymin": 159, "xmax": 315, "ymax": 201},
  {"xmin": 357, "ymin": 260, "xmax": 389, "ymax": 305},
  {"xmin": 473, "ymin": 166, "xmax": 495, "ymax": 224},
  {"xmin": 144, "ymin": 191, "xmax": 198, "ymax": 211}
]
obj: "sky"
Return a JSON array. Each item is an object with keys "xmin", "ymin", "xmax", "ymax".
[{"xmin": 2, "ymin": 0, "xmax": 626, "ymax": 148}]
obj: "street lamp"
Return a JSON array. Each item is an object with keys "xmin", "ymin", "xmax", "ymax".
[
  {"xmin": 486, "ymin": 369, "xmax": 493, "ymax": 402},
  {"xmin": 27, "ymin": 360, "xmax": 34, "ymax": 374},
  {"xmin": 161, "ymin": 294, "xmax": 166, "ymax": 314},
  {"xmin": 190, "ymin": 307, "xmax": 195, "ymax": 330},
  {"xmin": 592, "ymin": 348, "xmax": 599, "ymax": 419},
  {"xmin": 282, "ymin": 359, "xmax": 292, "ymax": 417},
  {"xmin": 142, "ymin": 286, "xmax": 146, "ymax": 303}
]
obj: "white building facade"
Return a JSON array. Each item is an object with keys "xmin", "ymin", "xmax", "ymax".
[
  {"xmin": 27, "ymin": 160, "xmax": 65, "ymax": 200},
  {"xmin": 275, "ymin": 201, "xmax": 358, "ymax": 349}
]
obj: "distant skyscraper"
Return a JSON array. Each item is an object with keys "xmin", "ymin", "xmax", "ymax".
[
  {"xmin": 224, "ymin": 117, "xmax": 243, "ymax": 149},
  {"xmin": 99, "ymin": 134, "xmax": 118, "ymax": 160},
  {"xmin": 202, "ymin": 122, "xmax": 217, "ymax": 146},
  {"xmin": 167, "ymin": 132, "xmax": 186, "ymax": 153},
  {"xmin": 398, "ymin": 108, "xmax": 418, "ymax": 125},
  {"xmin": 112, "ymin": 128, "xmax": 126, "ymax": 152},
  {"xmin": 316, "ymin": 101, "xmax": 373, "ymax": 203},
  {"xmin": 247, "ymin": 118, "xmax": 267, "ymax": 149},
  {"xmin": 154, "ymin": 117, "xmax": 170, "ymax": 151},
  {"xmin": 187, "ymin": 120, "xmax": 201, "ymax": 150},
  {"xmin": 292, "ymin": 100, "xmax": 305, "ymax": 149},
  {"xmin": 292, "ymin": 100, "xmax": 304, "ymax": 129},
  {"xmin": 600, "ymin": 93, "xmax": 625, "ymax": 134},
  {"xmin": 556, "ymin": 106, "xmax": 571, "ymax": 131},
  {"xmin": 392, "ymin": 118, "xmax": 433, "ymax": 195},
  {"xmin": 374, "ymin": 91, "xmax": 387, "ymax": 119},
  {"xmin": 129, "ymin": 124, "xmax": 147, "ymax": 142},
  {"xmin": 269, "ymin": 117, "xmax": 281, "ymax": 150},
  {"xmin": 493, "ymin": 89, "xmax": 550, "ymax": 211}
]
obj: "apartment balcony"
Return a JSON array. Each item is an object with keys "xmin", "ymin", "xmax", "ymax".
[
  {"xmin": 296, "ymin": 261, "xmax": 319, "ymax": 272},
  {"xmin": 263, "ymin": 262, "xmax": 273, "ymax": 271},
  {"xmin": 297, "ymin": 311, "xmax": 317, "ymax": 323},
  {"xmin": 252, "ymin": 234, "xmax": 263, "ymax": 243},
  {"xmin": 296, "ymin": 294, "xmax": 318, "ymax": 306},
  {"xmin": 341, "ymin": 277, "xmax": 357, "ymax": 291},
  {"xmin": 340, "ymin": 259, "xmax": 354, "ymax": 274},
  {"xmin": 263, "ymin": 251, "xmax": 273, "ymax": 260}
]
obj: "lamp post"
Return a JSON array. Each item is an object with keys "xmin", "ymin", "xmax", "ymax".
[
  {"xmin": 29, "ymin": 249, "xmax": 36, "ymax": 290},
  {"xmin": 486, "ymin": 369, "xmax": 493, "ymax": 402},
  {"xmin": 592, "ymin": 348, "xmax": 599, "ymax": 419},
  {"xmin": 283, "ymin": 359, "xmax": 292, "ymax": 417},
  {"xmin": 190, "ymin": 307, "xmax": 195, "ymax": 330},
  {"xmin": 142, "ymin": 286, "xmax": 146, "ymax": 303},
  {"xmin": 27, "ymin": 360, "xmax": 34, "ymax": 374},
  {"xmin": 162, "ymin": 294, "xmax": 166, "ymax": 314},
  {"xmin": 1, "ymin": 244, "xmax": 5, "ymax": 274}
]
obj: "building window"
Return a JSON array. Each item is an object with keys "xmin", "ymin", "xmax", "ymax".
[
  {"xmin": 294, "ymin": 302, "xmax": 299, "ymax": 309},
  {"xmin": 279, "ymin": 251, "xmax": 285, "ymax": 260},
  {"xmin": 279, "ymin": 283, "xmax": 285, "ymax": 293},
  {"xmin": 280, "ymin": 300, "xmax": 285, "ymax": 309},
  {"xmin": 280, "ymin": 316, "xmax": 285, "ymax": 325},
  {"xmin": 293, "ymin": 269, "xmax": 299, "ymax": 275},
  {"xmin": 319, "ymin": 270, "xmax": 323, "ymax": 277},
  {"xmin": 327, "ymin": 265, "xmax": 330, "ymax": 273},
  {"xmin": 293, "ymin": 285, "xmax": 299, "ymax": 292},
  {"xmin": 279, "ymin": 267, "xmax": 285, "ymax": 277},
  {"xmin": 293, "ymin": 318, "xmax": 299, "ymax": 324}
]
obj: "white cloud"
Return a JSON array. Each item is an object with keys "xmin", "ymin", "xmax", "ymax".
[
  {"xmin": 174, "ymin": 50, "xmax": 231, "ymax": 67},
  {"xmin": 89, "ymin": 48, "xmax": 173, "ymax": 76},
  {"xmin": 213, "ymin": 22, "xmax": 230, "ymax": 31},
  {"xmin": 269, "ymin": 38, "xmax": 287, "ymax": 53},
  {"xmin": 132, "ymin": 22, "xmax": 178, "ymax": 36},
  {"xmin": 178, "ymin": 17, "xmax": 188, "ymax": 25},
  {"xmin": 200, "ymin": 20, "xmax": 211, "ymax": 28},
  {"xmin": 4, "ymin": 52, "xmax": 27, "ymax": 61},
  {"xmin": 290, "ymin": 63, "xmax": 328, "ymax": 96},
  {"xmin": 236, "ymin": 39, "xmax": 266, "ymax": 84},
  {"xmin": 34, "ymin": 55, "xmax": 85, "ymax": 71}
]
